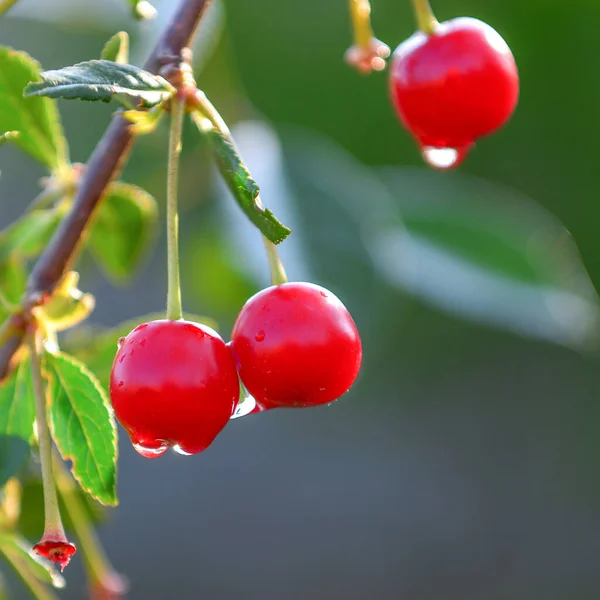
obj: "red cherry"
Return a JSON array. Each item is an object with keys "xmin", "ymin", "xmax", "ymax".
[
  {"xmin": 230, "ymin": 282, "xmax": 362, "ymax": 409},
  {"xmin": 389, "ymin": 17, "xmax": 519, "ymax": 168},
  {"xmin": 33, "ymin": 539, "xmax": 77, "ymax": 572},
  {"xmin": 109, "ymin": 320, "xmax": 239, "ymax": 457}
]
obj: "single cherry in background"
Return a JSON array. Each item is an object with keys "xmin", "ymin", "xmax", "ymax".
[
  {"xmin": 230, "ymin": 282, "xmax": 362, "ymax": 410},
  {"xmin": 109, "ymin": 320, "xmax": 239, "ymax": 457},
  {"xmin": 389, "ymin": 17, "xmax": 519, "ymax": 169}
]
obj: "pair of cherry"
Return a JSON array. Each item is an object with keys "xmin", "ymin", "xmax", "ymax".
[{"xmin": 109, "ymin": 282, "xmax": 362, "ymax": 457}]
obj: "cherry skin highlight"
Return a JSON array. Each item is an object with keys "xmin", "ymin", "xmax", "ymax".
[
  {"xmin": 389, "ymin": 17, "xmax": 519, "ymax": 164},
  {"xmin": 230, "ymin": 282, "xmax": 362, "ymax": 409},
  {"xmin": 109, "ymin": 320, "xmax": 239, "ymax": 457}
]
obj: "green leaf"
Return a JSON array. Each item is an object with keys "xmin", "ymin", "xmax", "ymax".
[
  {"xmin": 0, "ymin": 258, "xmax": 27, "ymax": 312},
  {"xmin": 24, "ymin": 60, "xmax": 174, "ymax": 109},
  {"xmin": 64, "ymin": 312, "xmax": 218, "ymax": 389},
  {"xmin": 193, "ymin": 114, "xmax": 291, "ymax": 244},
  {"xmin": 0, "ymin": 436, "xmax": 29, "ymax": 487},
  {"xmin": 44, "ymin": 352, "xmax": 117, "ymax": 506},
  {"xmin": 101, "ymin": 32, "xmax": 129, "ymax": 64},
  {"xmin": 0, "ymin": 357, "xmax": 35, "ymax": 443},
  {"xmin": 0, "ymin": 533, "xmax": 65, "ymax": 590},
  {"xmin": 122, "ymin": 106, "xmax": 164, "ymax": 135},
  {"xmin": 128, "ymin": 0, "xmax": 157, "ymax": 20},
  {"xmin": 0, "ymin": 208, "xmax": 63, "ymax": 261},
  {"xmin": 0, "ymin": 46, "xmax": 68, "ymax": 170},
  {"xmin": 373, "ymin": 168, "xmax": 600, "ymax": 348},
  {"xmin": 88, "ymin": 182, "xmax": 158, "ymax": 281}
]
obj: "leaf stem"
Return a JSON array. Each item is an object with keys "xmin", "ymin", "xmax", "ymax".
[
  {"xmin": 26, "ymin": 331, "xmax": 65, "ymax": 542},
  {"xmin": 349, "ymin": 0, "xmax": 374, "ymax": 49},
  {"xmin": 53, "ymin": 454, "xmax": 124, "ymax": 595},
  {"xmin": 0, "ymin": 546, "xmax": 57, "ymax": 600},
  {"xmin": 166, "ymin": 97, "xmax": 185, "ymax": 321},
  {"xmin": 410, "ymin": 0, "xmax": 438, "ymax": 35},
  {"xmin": 262, "ymin": 237, "xmax": 288, "ymax": 286}
]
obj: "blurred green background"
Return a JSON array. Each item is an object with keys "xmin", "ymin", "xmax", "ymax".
[{"xmin": 2, "ymin": 0, "xmax": 600, "ymax": 598}]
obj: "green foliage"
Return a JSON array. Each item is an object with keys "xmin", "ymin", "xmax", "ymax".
[
  {"xmin": 0, "ymin": 208, "xmax": 63, "ymax": 261},
  {"xmin": 65, "ymin": 312, "xmax": 218, "ymax": 389},
  {"xmin": 195, "ymin": 115, "xmax": 291, "ymax": 244},
  {"xmin": 44, "ymin": 352, "xmax": 117, "ymax": 506},
  {"xmin": 0, "ymin": 358, "xmax": 36, "ymax": 444},
  {"xmin": 100, "ymin": 32, "xmax": 129, "ymax": 64},
  {"xmin": 0, "ymin": 437, "xmax": 29, "ymax": 488},
  {"xmin": 88, "ymin": 182, "xmax": 158, "ymax": 282},
  {"xmin": 24, "ymin": 60, "xmax": 174, "ymax": 109},
  {"xmin": 0, "ymin": 258, "xmax": 27, "ymax": 315},
  {"xmin": 0, "ymin": 46, "xmax": 68, "ymax": 170}
]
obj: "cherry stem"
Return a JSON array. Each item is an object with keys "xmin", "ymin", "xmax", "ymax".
[
  {"xmin": 27, "ymin": 330, "xmax": 67, "ymax": 543},
  {"xmin": 0, "ymin": 545, "xmax": 56, "ymax": 600},
  {"xmin": 410, "ymin": 0, "xmax": 438, "ymax": 35},
  {"xmin": 166, "ymin": 96, "xmax": 185, "ymax": 321},
  {"xmin": 262, "ymin": 238, "xmax": 288, "ymax": 285},
  {"xmin": 349, "ymin": 0, "xmax": 374, "ymax": 48},
  {"xmin": 53, "ymin": 453, "xmax": 121, "ymax": 592}
]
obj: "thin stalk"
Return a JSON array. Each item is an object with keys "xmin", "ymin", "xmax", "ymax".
[
  {"xmin": 27, "ymin": 332, "xmax": 65, "ymax": 540},
  {"xmin": 166, "ymin": 97, "xmax": 185, "ymax": 320},
  {"xmin": 0, "ymin": 548, "xmax": 56, "ymax": 600},
  {"xmin": 53, "ymin": 455, "xmax": 122, "ymax": 592},
  {"xmin": 349, "ymin": 0, "xmax": 374, "ymax": 49},
  {"xmin": 410, "ymin": 0, "xmax": 438, "ymax": 35},
  {"xmin": 262, "ymin": 238, "xmax": 287, "ymax": 285}
]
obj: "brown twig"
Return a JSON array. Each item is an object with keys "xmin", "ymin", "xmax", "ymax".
[{"xmin": 0, "ymin": 0, "xmax": 211, "ymax": 379}]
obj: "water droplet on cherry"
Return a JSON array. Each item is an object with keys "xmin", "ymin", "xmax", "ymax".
[
  {"xmin": 117, "ymin": 337, "xmax": 126, "ymax": 349},
  {"xmin": 172, "ymin": 444, "xmax": 193, "ymax": 456},
  {"xmin": 420, "ymin": 145, "xmax": 470, "ymax": 170},
  {"xmin": 132, "ymin": 441, "xmax": 168, "ymax": 458},
  {"xmin": 255, "ymin": 330, "xmax": 265, "ymax": 342},
  {"xmin": 230, "ymin": 394, "xmax": 257, "ymax": 419}
]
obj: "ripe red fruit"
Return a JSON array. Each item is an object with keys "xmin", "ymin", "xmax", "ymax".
[
  {"xmin": 109, "ymin": 320, "xmax": 239, "ymax": 457},
  {"xmin": 389, "ymin": 17, "xmax": 519, "ymax": 168},
  {"xmin": 230, "ymin": 282, "xmax": 362, "ymax": 409}
]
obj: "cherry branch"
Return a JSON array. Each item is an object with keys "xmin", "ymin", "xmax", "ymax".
[{"xmin": 0, "ymin": 0, "xmax": 211, "ymax": 379}]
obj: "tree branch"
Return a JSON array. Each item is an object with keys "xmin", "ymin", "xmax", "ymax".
[{"xmin": 0, "ymin": 0, "xmax": 211, "ymax": 379}]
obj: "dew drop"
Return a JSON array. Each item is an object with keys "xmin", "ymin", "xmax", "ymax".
[
  {"xmin": 117, "ymin": 337, "xmax": 126, "ymax": 349},
  {"xmin": 117, "ymin": 381, "xmax": 124, "ymax": 387},
  {"xmin": 172, "ymin": 444, "xmax": 193, "ymax": 456},
  {"xmin": 139, "ymin": 339, "xmax": 146, "ymax": 347},
  {"xmin": 132, "ymin": 441, "xmax": 168, "ymax": 459},
  {"xmin": 230, "ymin": 394, "xmax": 257, "ymax": 420},
  {"xmin": 255, "ymin": 330, "xmax": 265, "ymax": 342},
  {"xmin": 118, "ymin": 354, "xmax": 126, "ymax": 363},
  {"xmin": 420, "ymin": 145, "xmax": 470, "ymax": 170}
]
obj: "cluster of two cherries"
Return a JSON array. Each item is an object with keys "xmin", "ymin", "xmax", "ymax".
[{"xmin": 109, "ymin": 282, "xmax": 362, "ymax": 458}]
